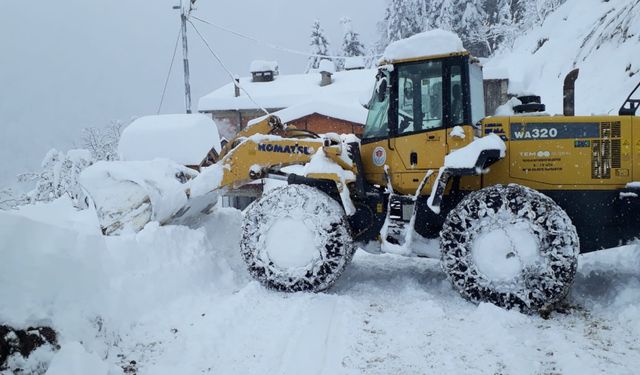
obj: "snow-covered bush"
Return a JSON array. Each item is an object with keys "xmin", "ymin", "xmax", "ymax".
[
  {"xmin": 1, "ymin": 120, "xmax": 125, "ymax": 210},
  {"xmin": 80, "ymin": 120, "xmax": 124, "ymax": 162},
  {"xmin": 19, "ymin": 149, "xmax": 94, "ymax": 209},
  {"xmin": 0, "ymin": 188, "xmax": 26, "ymax": 210}
]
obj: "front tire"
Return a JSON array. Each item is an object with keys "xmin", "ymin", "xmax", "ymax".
[
  {"xmin": 241, "ymin": 184, "xmax": 355, "ymax": 292},
  {"xmin": 440, "ymin": 184, "xmax": 579, "ymax": 312}
]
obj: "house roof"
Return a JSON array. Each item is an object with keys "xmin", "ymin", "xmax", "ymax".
[
  {"xmin": 118, "ymin": 114, "xmax": 221, "ymax": 166},
  {"xmin": 197, "ymin": 69, "xmax": 376, "ymax": 117}
]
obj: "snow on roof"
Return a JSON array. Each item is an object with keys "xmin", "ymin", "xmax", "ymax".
[
  {"xmin": 344, "ymin": 56, "xmax": 366, "ymax": 70},
  {"xmin": 247, "ymin": 99, "xmax": 368, "ymax": 128},
  {"xmin": 382, "ymin": 29, "xmax": 466, "ymax": 62},
  {"xmin": 318, "ymin": 59, "xmax": 336, "ymax": 73},
  {"xmin": 118, "ymin": 114, "xmax": 221, "ymax": 166},
  {"xmin": 198, "ymin": 68, "xmax": 376, "ymax": 113},
  {"xmin": 250, "ymin": 60, "xmax": 278, "ymax": 73}
]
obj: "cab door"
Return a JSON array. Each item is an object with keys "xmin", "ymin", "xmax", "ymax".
[{"xmin": 390, "ymin": 57, "xmax": 479, "ymax": 194}]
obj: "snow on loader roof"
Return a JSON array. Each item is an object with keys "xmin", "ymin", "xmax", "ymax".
[
  {"xmin": 382, "ymin": 29, "xmax": 466, "ymax": 63},
  {"xmin": 118, "ymin": 114, "xmax": 221, "ymax": 166}
]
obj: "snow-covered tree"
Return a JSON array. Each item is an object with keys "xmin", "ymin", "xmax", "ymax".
[
  {"xmin": 484, "ymin": 0, "xmax": 519, "ymax": 51},
  {"xmin": 20, "ymin": 148, "xmax": 94, "ymax": 208},
  {"xmin": 459, "ymin": 0, "xmax": 493, "ymax": 56},
  {"xmin": 376, "ymin": 0, "xmax": 567, "ymax": 57},
  {"xmin": 81, "ymin": 120, "xmax": 124, "ymax": 162},
  {"xmin": 307, "ymin": 20, "xmax": 331, "ymax": 72},
  {"xmin": 340, "ymin": 17, "xmax": 366, "ymax": 57},
  {"xmin": 0, "ymin": 188, "xmax": 25, "ymax": 210},
  {"xmin": 336, "ymin": 17, "xmax": 366, "ymax": 70},
  {"xmin": 432, "ymin": 0, "xmax": 458, "ymax": 31},
  {"xmin": 380, "ymin": 0, "xmax": 424, "ymax": 50}
]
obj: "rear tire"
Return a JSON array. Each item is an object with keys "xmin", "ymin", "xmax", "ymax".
[
  {"xmin": 241, "ymin": 184, "xmax": 355, "ymax": 292},
  {"xmin": 440, "ymin": 184, "xmax": 579, "ymax": 312}
]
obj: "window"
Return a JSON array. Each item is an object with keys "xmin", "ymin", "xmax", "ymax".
[
  {"xmin": 397, "ymin": 61, "xmax": 443, "ymax": 135},
  {"xmin": 450, "ymin": 65, "xmax": 464, "ymax": 125},
  {"xmin": 363, "ymin": 71, "xmax": 390, "ymax": 139},
  {"xmin": 469, "ymin": 62, "xmax": 486, "ymax": 124}
]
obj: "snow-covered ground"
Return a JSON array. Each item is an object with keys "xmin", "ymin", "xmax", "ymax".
[{"xmin": 1, "ymin": 198, "xmax": 639, "ymax": 374}]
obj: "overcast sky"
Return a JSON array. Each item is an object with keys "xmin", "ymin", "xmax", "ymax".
[{"xmin": 0, "ymin": 0, "xmax": 385, "ymax": 188}]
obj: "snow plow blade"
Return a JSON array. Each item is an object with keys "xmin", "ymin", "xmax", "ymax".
[{"xmin": 80, "ymin": 160, "xmax": 221, "ymax": 235}]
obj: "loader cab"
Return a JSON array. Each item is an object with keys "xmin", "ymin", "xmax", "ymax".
[{"xmin": 361, "ymin": 53, "xmax": 485, "ymax": 193}]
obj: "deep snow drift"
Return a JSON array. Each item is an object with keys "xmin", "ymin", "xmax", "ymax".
[
  {"xmin": 1, "ymin": 197, "xmax": 639, "ymax": 374},
  {"xmin": 485, "ymin": 0, "xmax": 640, "ymax": 115}
]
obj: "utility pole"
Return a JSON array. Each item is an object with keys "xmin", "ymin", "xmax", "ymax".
[{"xmin": 174, "ymin": 0, "xmax": 193, "ymax": 114}]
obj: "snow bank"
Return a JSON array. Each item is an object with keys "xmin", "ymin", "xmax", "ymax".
[
  {"xmin": 485, "ymin": 0, "xmax": 640, "ymax": 115},
  {"xmin": 382, "ymin": 29, "xmax": 465, "ymax": 62},
  {"xmin": 0, "ymin": 211, "xmax": 108, "ymax": 328},
  {"xmin": 118, "ymin": 114, "xmax": 221, "ymax": 166},
  {"xmin": 249, "ymin": 60, "xmax": 278, "ymax": 73},
  {"xmin": 344, "ymin": 56, "xmax": 366, "ymax": 70},
  {"xmin": 45, "ymin": 342, "xmax": 111, "ymax": 375},
  {"xmin": 0, "ymin": 197, "xmax": 244, "ymax": 344}
]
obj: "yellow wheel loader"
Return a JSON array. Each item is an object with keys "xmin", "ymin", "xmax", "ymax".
[{"xmin": 81, "ymin": 36, "xmax": 640, "ymax": 313}]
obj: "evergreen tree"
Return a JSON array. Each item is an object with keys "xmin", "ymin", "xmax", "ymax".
[
  {"xmin": 307, "ymin": 20, "xmax": 331, "ymax": 72},
  {"xmin": 491, "ymin": 0, "xmax": 519, "ymax": 50},
  {"xmin": 340, "ymin": 17, "xmax": 366, "ymax": 57},
  {"xmin": 376, "ymin": 0, "xmax": 567, "ymax": 56},
  {"xmin": 459, "ymin": 0, "xmax": 492, "ymax": 56},
  {"xmin": 381, "ymin": 0, "xmax": 424, "ymax": 49},
  {"xmin": 433, "ymin": 0, "xmax": 458, "ymax": 31}
]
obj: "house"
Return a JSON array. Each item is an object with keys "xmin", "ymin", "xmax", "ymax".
[{"xmin": 198, "ymin": 60, "xmax": 376, "ymax": 139}]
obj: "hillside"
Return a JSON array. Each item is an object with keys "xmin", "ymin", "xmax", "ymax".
[{"xmin": 485, "ymin": 0, "xmax": 640, "ymax": 115}]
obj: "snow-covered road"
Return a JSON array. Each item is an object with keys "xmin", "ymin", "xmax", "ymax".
[{"xmin": 1, "ymin": 200, "xmax": 639, "ymax": 374}]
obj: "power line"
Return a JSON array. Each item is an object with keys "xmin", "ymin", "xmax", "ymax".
[
  {"xmin": 188, "ymin": 19, "xmax": 270, "ymax": 115},
  {"xmin": 157, "ymin": 26, "xmax": 182, "ymax": 115},
  {"xmin": 191, "ymin": 15, "xmax": 381, "ymax": 60}
]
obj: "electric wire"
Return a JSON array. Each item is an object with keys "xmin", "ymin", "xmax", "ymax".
[
  {"xmin": 157, "ymin": 26, "xmax": 182, "ymax": 114},
  {"xmin": 188, "ymin": 19, "xmax": 270, "ymax": 115},
  {"xmin": 191, "ymin": 15, "xmax": 381, "ymax": 60}
]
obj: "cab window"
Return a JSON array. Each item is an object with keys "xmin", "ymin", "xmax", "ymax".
[
  {"xmin": 450, "ymin": 65, "xmax": 464, "ymax": 125},
  {"xmin": 363, "ymin": 70, "xmax": 390, "ymax": 140},
  {"xmin": 397, "ymin": 61, "xmax": 443, "ymax": 135}
]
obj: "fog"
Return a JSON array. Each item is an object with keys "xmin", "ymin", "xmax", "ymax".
[{"xmin": 0, "ymin": 0, "xmax": 384, "ymax": 188}]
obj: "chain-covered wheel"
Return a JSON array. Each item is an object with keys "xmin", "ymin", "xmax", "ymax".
[
  {"xmin": 241, "ymin": 184, "xmax": 355, "ymax": 292},
  {"xmin": 440, "ymin": 184, "xmax": 579, "ymax": 312}
]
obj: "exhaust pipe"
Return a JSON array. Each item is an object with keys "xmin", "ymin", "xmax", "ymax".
[{"xmin": 563, "ymin": 68, "xmax": 580, "ymax": 116}]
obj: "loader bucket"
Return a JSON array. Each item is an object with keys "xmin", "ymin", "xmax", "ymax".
[{"xmin": 80, "ymin": 159, "xmax": 220, "ymax": 235}]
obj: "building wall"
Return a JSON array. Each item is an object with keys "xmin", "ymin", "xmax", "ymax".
[
  {"xmin": 483, "ymin": 79, "xmax": 510, "ymax": 116},
  {"xmin": 204, "ymin": 111, "xmax": 364, "ymax": 139},
  {"xmin": 288, "ymin": 114, "xmax": 364, "ymax": 136}
]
